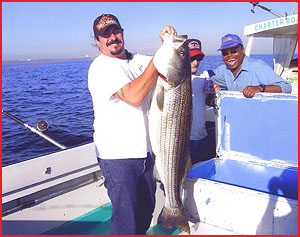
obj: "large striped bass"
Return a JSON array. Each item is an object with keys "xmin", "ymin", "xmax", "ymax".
[{"xmin": 149, "ymin": 34, "xmax": 192, "ymax": 234}]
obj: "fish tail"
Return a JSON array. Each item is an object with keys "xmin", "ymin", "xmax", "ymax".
[{"xmin": 161, "ymin": 206, "xmax": 190, "ymax": 234}]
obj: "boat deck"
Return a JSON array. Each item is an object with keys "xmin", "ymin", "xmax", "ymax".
[{"xmin": 2, "ymin": 177, "xmax": 239, "ymax": 235}]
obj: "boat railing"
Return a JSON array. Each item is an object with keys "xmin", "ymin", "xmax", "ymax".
[{"xmin": 2, "ymin": 142, "xmax": 101, "ymax": 215}]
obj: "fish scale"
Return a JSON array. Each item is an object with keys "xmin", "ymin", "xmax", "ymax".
[
  {"xmin": 161, "ymin": 81, "xmax": 191, "ymax": 231},
  {"xmin": 163, "ymin": 84, "xmax": 191, "ymax": 195}
]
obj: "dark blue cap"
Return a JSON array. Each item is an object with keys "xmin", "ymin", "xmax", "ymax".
[{"xmin": 218, "ymin": 34, "xmax": 243, "ymax": 51}]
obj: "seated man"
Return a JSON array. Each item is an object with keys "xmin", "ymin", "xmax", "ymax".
[{"xmin": 210, "ymin": 34, "xmax": 292, "ymax": 98}]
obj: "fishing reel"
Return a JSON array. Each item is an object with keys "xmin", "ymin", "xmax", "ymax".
[{"xmin": 37, "ymin": 120, "xmax": 49, "ymax": 132}]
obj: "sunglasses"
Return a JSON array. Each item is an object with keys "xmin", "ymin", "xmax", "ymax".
[
  {"xmin": 221, "ymin": 48, "xmax": 240, "ymax": 56},
  {"xmin": 102, "ymin": 28, "xmax": 123, "ymax": 38},
  {"xmin": 191, "ymin": 54, "xmax": 204, "ymax": 62}
]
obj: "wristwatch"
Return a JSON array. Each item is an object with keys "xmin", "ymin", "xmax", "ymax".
[{"xmin": 260, "ymin": 84, "xmax": 266, "ymax": 92}]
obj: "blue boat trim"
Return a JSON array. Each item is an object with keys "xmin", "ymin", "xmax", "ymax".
[{"xmin": 188, "ymin": 158, "xmax": 298, "ymax": 200}]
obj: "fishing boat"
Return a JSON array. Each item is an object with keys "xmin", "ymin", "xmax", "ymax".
[{"xmin": 2, "ymin": 3, "xmax": 298, "ymax": 235}]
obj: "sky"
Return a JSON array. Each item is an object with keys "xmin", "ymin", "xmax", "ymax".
[{"xmin": 2, "ymin": 1, "xmax": 298, "ymax": 61}]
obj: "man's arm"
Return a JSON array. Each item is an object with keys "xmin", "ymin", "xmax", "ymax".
[
  {"xmin": 240, "ymin": 84, "xmax": 282, "ymax": 98},
  {"xmin": 113, "ymin": 59, "xmax": 158, "ymax": 107},
  {"xmin": 241, "ymin": 58, "xmax": 292, "ymax": 98},
  {"xmin": 113, "ymin": 25, "xmax": 177, "ymax": 107}
]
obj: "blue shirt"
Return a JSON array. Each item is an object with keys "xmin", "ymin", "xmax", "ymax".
[{"xmin": 212, "ymin": 56, "xmax": 292, "ymax": 93}]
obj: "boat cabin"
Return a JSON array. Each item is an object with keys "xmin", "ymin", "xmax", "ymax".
[{"xmin": 243, "ymin": 14, "xmax": 298, "ymax": 94}]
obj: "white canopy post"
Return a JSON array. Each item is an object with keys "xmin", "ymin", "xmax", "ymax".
[{"xmin": 245, "ymin": 35, "xmax": 254, "ymax": 57}]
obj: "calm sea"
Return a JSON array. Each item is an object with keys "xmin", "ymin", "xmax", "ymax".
[{"xmin": 2, "ymin": 54, "xmax": 275, "ymax": 167}]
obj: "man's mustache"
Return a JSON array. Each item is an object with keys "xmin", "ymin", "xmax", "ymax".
[{"xmin": 107, "ymin": 39, "xmax": 122, "ymax": 46}]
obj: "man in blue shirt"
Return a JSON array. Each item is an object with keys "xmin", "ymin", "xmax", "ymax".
[{"xmin": 211, "ymin": 34, "xmax": 292, "ymax": 98}]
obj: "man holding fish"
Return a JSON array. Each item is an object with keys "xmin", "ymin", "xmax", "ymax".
[{"xmin": 88, "ymin": 14, "xmax": 191, "ymax": 234}]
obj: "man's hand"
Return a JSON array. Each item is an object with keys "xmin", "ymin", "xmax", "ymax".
[
  {"xmin": 159, "ymin": 25, "xmax": 177, "ymax": 42},
  {"xmin": 240, "ymin": 85, "xmax": 262, "ymax": 98},
  {"xmin": 211, "ymin": 82, "xmax": 221, "ymax": 94}
]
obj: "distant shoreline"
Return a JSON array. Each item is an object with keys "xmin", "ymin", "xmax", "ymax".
[
  {"xmin": 2, "ymin": 54, "xmax": 274, "ymax": 65},
  {"xmin": 2, "ymin": 57, "xmax": 94, "ymax": 65},
  {"xmin": 3, "ymin": 53, "xmax": 297, "ymax": 66}
]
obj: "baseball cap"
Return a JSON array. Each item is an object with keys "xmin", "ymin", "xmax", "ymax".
[
  {"xmin": 218, "ymin": 34, "xmax": 243, "ymax": 51},
  {"xmin": 93, "ymin": 14, "xmax": 122, "ymax": 38},
  {"xmin": 186, "ymin": 39, "xmax": 205, "ymax": 58}
]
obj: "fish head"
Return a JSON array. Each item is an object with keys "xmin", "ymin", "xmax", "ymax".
[{"xmin": 153, "ymin": 34, "xmax": 191, "ymax": 87}]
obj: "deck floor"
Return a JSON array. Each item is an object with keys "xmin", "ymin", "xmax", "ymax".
[{"xmin": 2, "ymin": 178, "xmax": 239, "ymax": 235}]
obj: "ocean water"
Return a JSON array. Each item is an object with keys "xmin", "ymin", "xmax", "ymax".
[{"xmin": 2, "ymin": 54, "xmax": 275, "ymax": 167}]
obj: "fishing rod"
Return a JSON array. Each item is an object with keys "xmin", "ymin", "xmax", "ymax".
[
  {"xmin": 2, "ymin": 110, "xmax": 67, "ymax": 150},
  {"xmin": 250, "ymin": 2, "xmax": 284, "ymax": 18}
]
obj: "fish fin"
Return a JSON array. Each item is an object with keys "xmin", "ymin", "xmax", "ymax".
[
  {"xmin": 180, "ymin": 151, "xmax": 192, "ymax": 184},
  {"xmin": 156, "ymin": 86, "xmax": 165, "ymax": 112},
  {"xmin": 161, "ymin": 206, "xmax": 190, "ymax": 234},
  {"xmin": 185, "ymin": 151, "xmax": 193, "ymax": 174}
]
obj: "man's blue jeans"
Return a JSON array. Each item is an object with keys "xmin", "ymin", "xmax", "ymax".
[{"xmin": 97, "ymin": 153, "xmax": 156, "ymax": 235}]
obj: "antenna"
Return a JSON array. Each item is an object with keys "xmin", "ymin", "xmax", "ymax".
[
  {"xmin": 249, "ymin": 2, "xmax": 284, "ymax": 18},
  {"xmin": 293, "ymin": 2, "xmax": 295, "ymax": 15}
]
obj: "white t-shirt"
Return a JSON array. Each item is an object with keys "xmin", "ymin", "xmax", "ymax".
[
  {"xmin": 88, "ymin": 53, "xmax": 152, "ymax": 159},
  {"xmin": 190, "ymin": 67, "xmax": 208, "ymax": 140}
]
